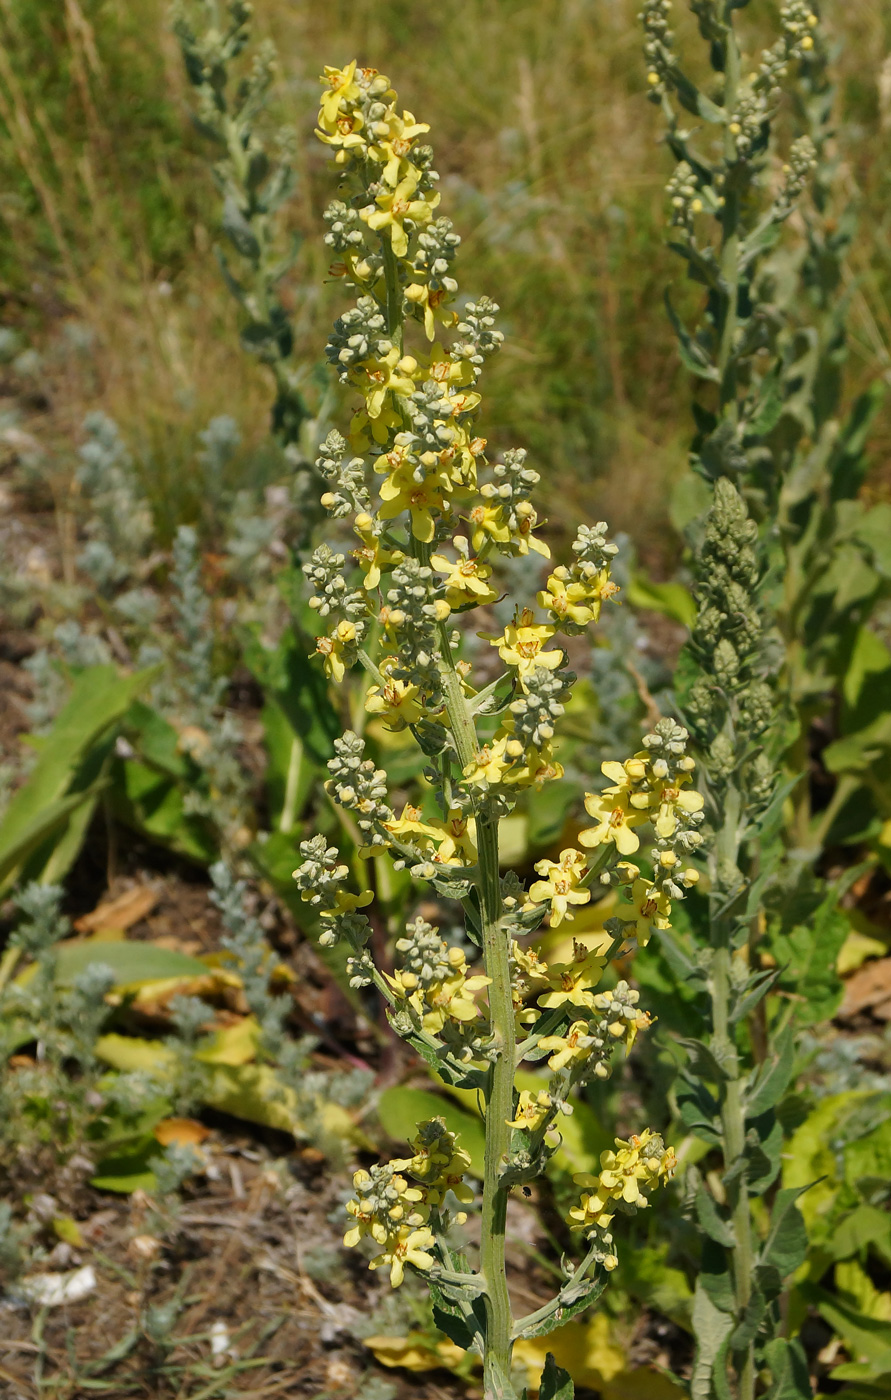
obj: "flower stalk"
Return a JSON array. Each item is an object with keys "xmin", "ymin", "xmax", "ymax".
[{"xmin": 294, "ymin": 59, "xmax": 700, "ymax": 1398}]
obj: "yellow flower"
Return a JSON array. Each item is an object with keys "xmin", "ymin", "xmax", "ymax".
[
  {"xmin": 316, "ymin": 106, "xmax": 367, "ymax": 159},
  {"xmin": 350, "ymin": 405, "xmax": 404, "ymax": 451},
  {"xmin": 468, "ymin": 502, "xmax": 512, "ymax": 551},
  {"xmin": 318, "ymin": 61, "xmax": 361, "ymax": 129},
  {"xmin": 429, "ymin": 807, "xmax": 477, "ymax": 865},
  {"xmin": 362, "ymin": 175, "xmax": 440, "ymax": 258},
  {"xmin": 616, "ymin": 862, "xmax": 673, "ymax": 946},
  {"xmin": 405, "ymin": 282, "xmax": 456, "ymax": 340},
  {"xmin": 430, "ymin": 551, "xmax": 498, "ymax": 609},
  {"xmin": 485, "ymin": 609, "xmax": 562, "ymax": 681},
  {"xmin": 384, "ymin": 803, "xmax": 442, "ymax": 853},
  {"xmin": 528, "ymin": 848, "xmax": 591, "ymax": 927},
  {"xmin": 651, "ymin": 781, "xmax": 704, "ymax": 839},
  {"xmin": 426, "ymin": 343, "xmax": 475, "ymax": 391},
  {"xmin": 368, "ymin": 109, "xmax": 431, "ymax": 186},
  {"xmin": 386, "ymin": 945, "xmax": 490, "ymax": 1034},
  {"xmin": 507, "ymin": 1090, "xmax": 552, "ymax": 1132},
  {"xmin": 365, "ymin": 670, "xmax": 425, "ymax": 732},
  {"xmin": 538, "ymin": 567, "xmax": 600, "ymax": 628},
  {"xmin": 378, "ymin": 461, "xmax": 454, "ymax": 543},
  {"xmin": 568, "ymin": 1131, "xmax": 676, "ymax": 1236},
  {"xmin": 468, "ymin": 502, "xmax": 550, "ymax": 558},
  {"xmin": 577, "ymin": 784, "xmax": 647, "ymax": 856},
  {"xmin": 315, "ymin": 619, "xmax": 358, "ymax": 683},
  {"xmin": 352, "ymin": 347, "xmax": 418, "ymax": 419},
  {"xmin": 538, "ymin": 1019, "xmax": 600, "ymax": 1072},
  {"xmin": 351, "ymin": 514, "xmax": 404, "ymax": 590},
  {"xmin": 538, "ymin": 940, "xmax": 607, "ymax": 1012},
  {"xmin": 369, "ymin": 1224, "xmax": 437, "ymax": 1288}
]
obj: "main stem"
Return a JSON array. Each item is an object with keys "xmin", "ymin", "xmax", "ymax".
[
  {"xmin": 710, "ymin": 782, "xmax": 756, "ymax": 1400},
  {"xmin": 710, "ymin": 18, "xmax": 755, "ymax": 1400},
  {"xmin": 436, "ymin": 622, "xmax": 514, "ymax": 1396}
]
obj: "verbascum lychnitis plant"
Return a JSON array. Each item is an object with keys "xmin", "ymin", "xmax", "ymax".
[
  {"xmin": 291, "ymin": 62, "xmax": 712, "ymax": 1400},
  {"xmin": 640, "ymin": 3, "xmax": 884, "ymax": 1398}
]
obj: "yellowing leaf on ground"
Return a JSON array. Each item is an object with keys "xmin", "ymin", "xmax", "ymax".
[
  {"xmin": 515, "ymin": 1313, "xmax": 684, "ymax": 1399},
  {"xmin": 195, "ymin": 1016, "xmax": 260, "ymax": 1065},
  {"xmin": 74, "ymin": 885, "xmax": 160, "ymax": 935},
  {"xmin": 514, "ymin": 1313, "xmax": 625, "ymax": 1391},
  {"xmin": 52, "ymin": 1216, "xmax": 85, "ymax": 1247},
  {"xmin": 838, "ymin": 931, "xmax": 888, "ymax": 976},
  {"xmin": 153, "ymin": 1117, "xmax": 211, "ymax": 1148},
  {"xmin": 364, "ymin": 1333, "xmax": 469, "ymax": 1374},
  {"xmin": 94, "ymin": 1033, "xmax": 176, "ymax": 1075}
]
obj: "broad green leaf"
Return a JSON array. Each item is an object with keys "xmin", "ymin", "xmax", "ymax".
[
  {"xmin": 813, "ymin": 1290, "xmax": 891, "ymax": 1369},
  {"xmin": 856, "ymin": 501, "xmax": 891, "ymax": 576},
  {"xmin": 619, "ymin": 1246, "xmax": 693, "ymax": 1329},
  {"xmin": 690, "ymin": 1280, "xmax": 733, "ymax": 1400},
  {"xmin": 665, "ymin": 292, "xmax": 720, "ymax": 383},
  {"xmin": 745, "ymin": 1025, "xmax": 795, "ymax": 1116},
  {"xmin": 242, "ymin": 625, "xmax": 340, "ymax": 769},
  {"xmin": 123, "ymin": 701, "xmax": 191, "ymax": 779},
  {"xmin": 539, "ymin": 1352, "xmax": 574, "ymax": 1400},
  {"xmin": 695, "ymin": 1182, "xmax": 735, "ymax": 1248},
  {"xmin": 627, "ymin": 575, "xmax": 697, "ymax": 628},
  {"xmin": 91, "ymin": 1143, "xmax": 159, "ymax": 1194},
  {"xmin": 51, "ymin": 940, "xmax": 209, "ymax": 987},
  {"xmin": 762, "ymin": 1338, "xmax": 813, "ymax": 1400},
  {"xmin": 760, "ymin": 1187, "xmax": 809, "ymax": 1279},
  {"xmin": 377, "ymin": 1086, "xmax": 486, "ymax": 1178},
  {"xmin": 842, "ymin": 627, "xmax": 891, "ymax": 714},
  {"xmin": 0, "ymin": 666, "xmax": 153, "ymax": 894},
  {"xmin": 110, "ymin": 760, "xmax": 217, "ymax": 862}
]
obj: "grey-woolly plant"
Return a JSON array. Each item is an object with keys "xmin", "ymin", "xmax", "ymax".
[
  {"xmin": 172, "ymin": 1, "xmax": 312, "ymax": 456},
  {"xmin": 639, "ymin": 3, "xmax": 883, "ymax": 1397},
  {"xmin": 289, "ymin": 61, "xmax": 712, "ymax": 1400}
]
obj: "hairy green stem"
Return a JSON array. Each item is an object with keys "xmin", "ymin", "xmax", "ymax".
[
  {"xmin": 718, "ymin": 16, "xmax": 741, "ymax": 413},
  {"xmin": 434, "ymin": 618, "xmax": 514, "ymax": 1395},
  {"xmin": 710, "ymin": 778, "xmax": 756, "ymax": 1400}
]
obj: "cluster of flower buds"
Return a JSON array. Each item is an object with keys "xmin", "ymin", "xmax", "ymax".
[
  {"xmin": 640, "ymin": 0, "xmax": 676, "ymax": 100},
  {"xmin": 292, "ymin": 835, "xmax": 372, "ymax": 948},
  {"xmin": 568, "ymin": 1131, "xmax": 677, "ymax": 1269},
  {"xmin": 343, "ymin": 1117, "xmax": 471, "ymax": 1285},
  {"xmin": 325, "ymin": 732, "xmax": 394, "ymax": 849},
  {"xmin": 385, "ymin": 917, "xmax": 490, "ymax": 1036}
]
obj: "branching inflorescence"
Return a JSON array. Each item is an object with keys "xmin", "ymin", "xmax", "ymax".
[{"xmin": 292, "ymin": 61, "xmax": 707, "ymax": 1398}]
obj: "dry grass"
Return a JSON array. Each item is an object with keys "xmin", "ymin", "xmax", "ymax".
[{"xmin": 1, "ymin": 0, "xmax": 888, "ymax": 558}]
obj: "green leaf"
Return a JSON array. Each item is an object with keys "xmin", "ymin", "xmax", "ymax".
[
  {"xmin": 627, "ymin": 574, "xmax": 697, "ymax": 628},
  {"xmin": 539, "ymin": 1352, "xmax": 574, "ymax": 1400},
  {"xmin": 110, "ymin": 760, "xmax": 217, "ymax": 862},
  {"xmin": 222, "ymin": 193, "xmax": 260, "ymax": 261},
  {"xmin": 377, "ymin": 1087, "xmax": 486, "ymax": 1178},
  {"xmin": 524, "ymin": 1278, "xmax": 606, "ymax": 1340},
  {"xmin": 759, "ymin": 1187, "xmax": 809, "ymax": 1280},
  {"xmin": 856, "ymin": 501, "xmax": 891, "ymax": 576},
  {"xmin": 242, "ymin": 626, "xmax": 340, "ymax": 769},
  {"xmin": 123, "ymin": 701, "xmax": 190, "ymax": 779},
  {"xmin": 762, "ymin": 1338, "xmax": 813, "ymax": 1400},
  {"xmin": 695, "ymin": 1182, "xmax": 735, "ymax": 1248},
  {"xmin": 745, "ymin": 1024, "xmax": 795, "ymax": 1117},
  {"xmin": 90, "ymin": 1142, "xmax": 159, "ymax": 1194},
  {"xmin": 691, "ymin": 1277, "xmax": 733, "ymax": 1400},
  {"xmin": 618, "ymin": 1245, "xmax": 693, "ymax": 1329},
  {"xmin": 665, "ymin": 291, "xmax": 720, "ymax": 383},
  {"xmin": 0, "ymin": 665, "xmax": 151, "ymax": 894},
  {"xmin": 51, "ymin": 940, "xmax": 209, "ymax": 987}
]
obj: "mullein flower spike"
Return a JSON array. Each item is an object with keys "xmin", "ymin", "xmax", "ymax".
[{"xmin": 292, "ymin": 61, "xmax": 693, "ymax": 1393}]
